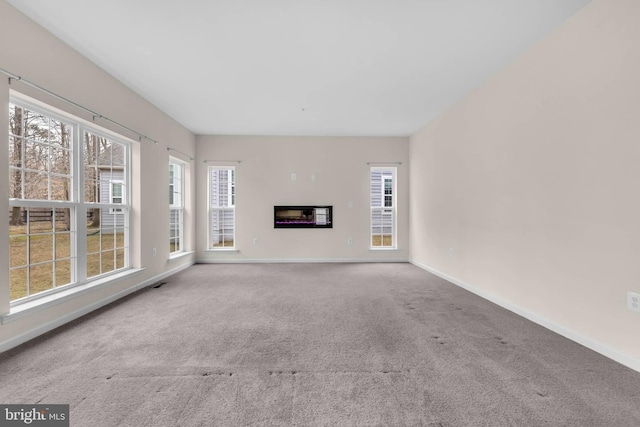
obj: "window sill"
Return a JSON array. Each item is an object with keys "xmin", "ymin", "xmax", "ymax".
[
  {"xmin": 204, "ymin": 249, "xmax": 239, "ymax": 253},
  {"xmin": 369, "ymin": 248, "xmax": 402, "ymax": 251},
  {"xmin": 168, "ymin": 251, "xmax": 195, "ymax": 261},
  {"xmin": 1, "ymin": 268, "xmax": 145, "ymax": 325}
]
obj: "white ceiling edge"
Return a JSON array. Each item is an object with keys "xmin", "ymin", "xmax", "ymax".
[{"xmin": 6, "ymin": 0, "xmax": 592, "ymax": 137}]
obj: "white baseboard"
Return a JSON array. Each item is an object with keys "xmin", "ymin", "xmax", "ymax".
[
  {"xmin": 196, "ymin": 258, "xmax": 409, "ymax": 264},
  {"xmin": 0, "ymin": 261, "xmax": 194, "ymax": 353},
  {"xmin": 409, "ymin": 259, "xmax": 640, "ymax": 374}
]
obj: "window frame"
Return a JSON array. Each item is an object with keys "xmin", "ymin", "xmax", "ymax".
[
  {"xmin": 8, "ymin": 94, "xmax": 132, "ymax": 305},
  {"xmin": 370, "ymin": 166, "xmax": 397, "ymax": 250},
  {"xmin": 207, "ymin": 165, "xmax": 236, "ymax": 250},
  {"xmin": 169, "ymin": 158, "xmax": 185, "ymax": 255}
]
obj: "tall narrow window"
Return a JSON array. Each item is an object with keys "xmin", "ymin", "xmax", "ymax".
[
  {"xmin": 82, "ymin": 131, "xmax": 129, "ymax": 279},
  {"xmin": 208, "ymin": 166, "xmax": 235, "ymax": 249},
  {"xmin": 169, "ymin": 159, "xmax": 184, "ymax": 254},
  {"xmin": 370, "ymin": 167, "xmax": 396, "ymax": 248},
  {"xmin": 8, "ymin": 97, "xmax": 130, "ymax": 303}
]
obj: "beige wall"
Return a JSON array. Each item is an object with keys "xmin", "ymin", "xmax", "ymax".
[
  {"xmin": 410, "ymin": 0, "xmax": 640, "ymax": 369},
  {"xmin": 0, "ymin": 2, "xmax": 196, "ymax": 349},
  {"xmin": 2, "ymin": 0, "xmax": 638, "ymax": 373},
  {"xmin": 196, "ymin": 135, "xmax": 409, "ymax": 262}
]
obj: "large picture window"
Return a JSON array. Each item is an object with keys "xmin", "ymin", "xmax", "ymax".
[
  {"xmin": 8, "ymin": 97, "xmax": 130, "ymax": 302},
  {"xmin": 208, "ymin": 166, "xmax": 235, "ymax": 249},
  {"xmin": 169, "ymin": 159, "xmax": 184, "ymax": 254},
  {"xmin": 370, "ymin": 167, "xmax": 396, "ymax": 249}
]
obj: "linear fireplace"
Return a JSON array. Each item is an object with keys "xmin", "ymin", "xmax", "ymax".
[{"xmin": 274, "ymin": 205, "xmax": 333, "ymax": 228}]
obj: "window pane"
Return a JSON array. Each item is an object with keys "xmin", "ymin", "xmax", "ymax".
[
  {"xmin": 30, "ymin": 234, "xmax": 53, "ymax": 264},
  {"xmin": 30, "ymin": 262, "xmax": 53, "ymax": 295},
  {"xmin": 9, "ymin": 100, "xmax": 130, "ymax": 300},
  {"xmin": 169, "ymin": 161, "xmax": 184, "ymax": 253},
  {"xmin": 116, "ymin": 248, "xmax": 126, "ymax": 269},
  {"xmin": 27, "ymin": 113, "xmax": 50, "ymax": 143},
  {"xmin": 111, "ymin": 142, "xmax": 126, "ymax": 167},
  {"xmin": 84, "ymin": 178, "xmax": 98, "ymax": 203},
  {"xmin": 51, "ymin": 120, "xmax": 72, "ymax": 149},
  {"xmin": 10, "ymin": 268, "xmax": 28, "ymax": 300},
  {"xmin": 172, "ymin": 238, "xmax": 179, "ymax": 252},
  {"xmin": 55, "ymin": 208, "xmax": 71, "ymax": 232},
  {"xmin": 83, "ymin": 132, "xmax": 98, "ymax": 167},
  {"xmin": 29, "ymin": 209, "xmax": 53, "ymax": 234},
  {"xmin": 371, "ymin": 209, "xmax": 383, "ymax": 247},
  {"xmin": 9, "ymin": 237, "xmax": 27, "ymax": 268},
  {"xmin": 102, "ymin": 228, "xmax": 116, "ymax": 250},
  {"xmin": 8, "ymin": 137, "xmax": 24, "ymax": 200},
  {"xmin": 9, "ymin": 219, "xmax": 27, "ymax": 267},
  {"xmin": 9, "ymin": 136, "xmax": 23, "ymax": 167},
  {"xmin": 170, "ymin": 207, "xmax": 182, "ymax": 254},
  {"xmin": 50, "ymin": 175, "xmax": 71, "ymax": 201},
  {"xmin": 56, "ymin": 232, "xmax": 71, "ymax": 259},
  {"xmin": 211, "ymin": 208, "xmax": 234, "ymax": 247},
  {"xmin": 101, "ymin": 250, "xmax": 116, "ymax": 274},
  {"xmin": 9, "ymin": 104, "xmax": 24, "ymax": 137},
  {"xmin": 86, "ymin": 212, "xmax": 126, "ymax": 256},
  {"xmin": 50, "ymin": 147, "xmax": 71, "ymax": 175},
  {"xmin": 112, "ymin": 183, "xmax": 122, "ymax": 198},
  {"xmin": 84, "ymin": 165, "xmax": 98, "ymax": 181},
  {"xmin": 86, "ymin": 208, "xmax": 101, "ymax": 252},
  {"xmin": 9, "ymin": 206, "xmax": 26, "ymax": 229},
  {"xmin": 370, "ymin": 167, "xmax": 396, "ymax": 248},
  {"xmin": 24, "ymin": 139, "xmax": 49, "ymax": 171},
  {"xmin": 210, "ymin": 167, "xmax": 235, "ymax": 208},
  {"xmin": 55, "ymin": 259, "xmax": 72, "ymax": 287},
  {"xmin": 8, "ymin": 205, "xmax": 76, "ymax": 300},
  {"xmin": 115, "ymin": 228, "xmax": 125, "ymax": 250},
  {"xmin": 24, "ymin": 170, "xmax": 49, "ymax": 200},
  {"xmin": 86, "ymin": 253, "xmax": 101, "ymax": 278}
]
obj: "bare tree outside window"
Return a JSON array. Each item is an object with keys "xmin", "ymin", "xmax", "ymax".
[{"xmin": 8, "ymin": 100, "xmax": 130, "ymax": 302}]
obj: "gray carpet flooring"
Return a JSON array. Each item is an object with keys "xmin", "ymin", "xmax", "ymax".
[{"xmin": 0, "ymin": 263, "xmax": 639, "ymax": 426}]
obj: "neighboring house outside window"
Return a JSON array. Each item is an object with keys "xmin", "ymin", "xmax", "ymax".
[
  {"xmin": 208, "ymin": 166, "xmax": 235, "ymax": 249},
  {"xmin": 169, "ymin": 159, "xmax": 184, "ymax": 254},
  {"xmin": 370, "ymin": 167, "xmax": 396, "ymax": 249},
  {"xmin": 8, "ymin": 97, "xmax": 130, "ymax": 303},
  {"xmin": 109, "ymin": 181, "xmax": 124, "ymax": 214}
]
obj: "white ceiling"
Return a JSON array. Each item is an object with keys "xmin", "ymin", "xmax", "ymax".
[{"xmin": 7, "ymin": 0, "xmax": 591, "ymax": 137}]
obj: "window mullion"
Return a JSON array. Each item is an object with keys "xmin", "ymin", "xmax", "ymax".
[
  {"xmin": 75, "ymin": 125, "xmax": 87, "ymax": 283},
  {"xmin": 8, "ymin": 99, "xmax": 131, "ymax": 303}
]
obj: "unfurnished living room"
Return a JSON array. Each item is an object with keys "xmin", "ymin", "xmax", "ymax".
[{"xmin": 1, "ymin": 0, "xmax": 639, "ymax": 426}]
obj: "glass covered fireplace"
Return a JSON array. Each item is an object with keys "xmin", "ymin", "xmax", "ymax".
[{"xmin": 274, "ymin": 206, "xmax": 332, "ymax": 228}]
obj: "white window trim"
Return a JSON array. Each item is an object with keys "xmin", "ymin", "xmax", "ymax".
[
  {"xmin": 9, "ymin": 92, "xmax": 133, "ymax": 306},
  {"xmin": 169, "ymin": 158, "xmax": 185, "ymax": 255},
  {"xmin": 1, "ymin": 267, "xmax": 145, "ymax": 325},
  {"xmin": 370, "ymin": 167, "xmax": 397, "ymax": 250},
  {"xmin": 208, "ymin": 166, "xmax": 236, "ymax": 250}
]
